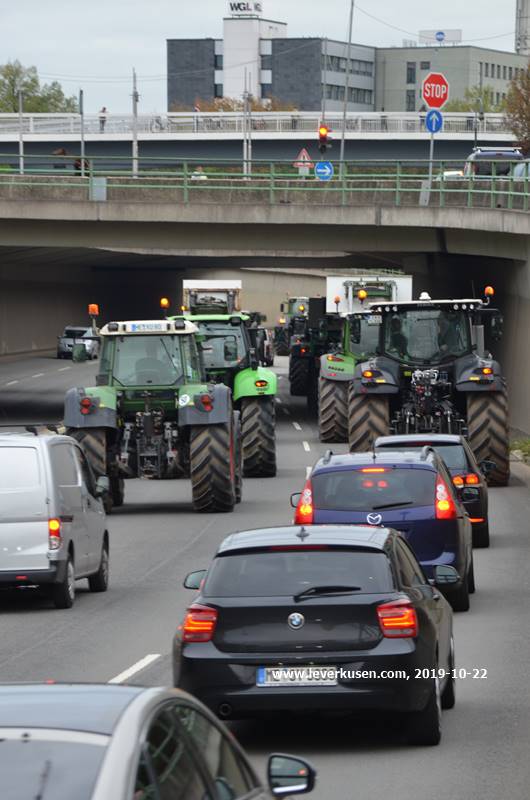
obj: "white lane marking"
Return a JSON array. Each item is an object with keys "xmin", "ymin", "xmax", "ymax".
[
  {"xmin": 58, "ymin": 366, "xmax": 72, "ymax": 372},
  {"xmin": 275, "ymin": 397, "xmax": 282, "ymax": 404},
  {"xmin": 32, "ymin": 373, "xmax": 44, "ymax": 378},
  {"xmin": 303, "ymin": 441, "xmax": 311, "ymax": 452},
  {"xmin": 282, "ymin": 407, "xmax": 291, "ymax": 416},
  {"xmin": 5, "ymin": 380, "xmax": 18, "ymax": 386},
  {"xmin": 306, "ymin": 466, "xmax": 312, "ymax": 479},
  {"xmin": 108, "ymin": 654, "xmax": 162, "ymax": 684},
  {"xmin": 293, "ymin": 422, "xmax": 302, "ymax": 431}
]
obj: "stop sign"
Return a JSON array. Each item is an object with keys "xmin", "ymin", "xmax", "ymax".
[{"xmin": 422, "ymin": 72, "xmax": 450, "ymax": 109}]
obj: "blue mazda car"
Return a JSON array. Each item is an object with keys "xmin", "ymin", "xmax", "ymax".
[{"xmin": 292, "ymin": 449, "xmax": 474, "ymax": 611}]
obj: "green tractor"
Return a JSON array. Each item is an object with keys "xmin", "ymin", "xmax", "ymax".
[
  {"xmin": 273, "ymin": 297, "xmax": 309, "ymax": 356},
  {"xmin": 176, "ymin": 313, "xmax": 277, "ymax": 478},
  {"xmin": 64, "ymin": 318, "xmax": 241, "ymax": 513}
]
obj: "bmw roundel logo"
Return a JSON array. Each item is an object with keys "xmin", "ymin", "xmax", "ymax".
[
  {"xmin": 367, "ymin": 513, "xmax": 383, "ymax": 525},
  {"xmin": 288, "ymin": 612, "xmax": 305, "ymax": 630}
]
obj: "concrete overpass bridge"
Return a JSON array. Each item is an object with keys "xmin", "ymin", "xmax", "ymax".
[{"xmin": 1, "ymin": 164, "xmax": 529, "ymax": 430}]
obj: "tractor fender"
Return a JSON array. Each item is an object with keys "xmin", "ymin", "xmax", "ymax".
[
  {"xmin": 352, "ymin": 357, "xmax": 399, "ymax": 395},
  {"xmin": 179, "ymin": 383, "xmax": 232, "ymax": 426},
  {"xmin": 319, "ymin": 353, "xmax": 356, "ymax": 382},
  {"xmin": 64, "ymin": 387, "xmax": 118, "ymax": 429},
  {"xmin": 454, "ymin": 354, "xmax": 504, "ymax": 392},
  {"xmin": 233, "ymin": 367, "xmax": 277, "ymax": 402}
]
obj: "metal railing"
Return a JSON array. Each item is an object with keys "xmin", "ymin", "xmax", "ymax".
[
  {"xmin": 0, "ymin": 155, "xmax": 528, "ymax": 212},
  {"xmin": 0, "ymin": 112, "xmax": 515, "ymax": 137}
]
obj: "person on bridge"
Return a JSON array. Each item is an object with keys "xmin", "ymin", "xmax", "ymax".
[{"xmin": 99, "ymin": 107, "xmax": 108, "ymax": 132}]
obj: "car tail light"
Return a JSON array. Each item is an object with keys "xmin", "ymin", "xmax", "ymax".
[
  {"xmin": 200, "ymin": 394, "xmax": 213, "ymax": 412},
  {"xmin": 327, "ymin": 355, "xmax": 344, "ymax": 363},
  {"xmin": 453, "ymin": 473, "xmax": 480, "ymax": 488},
  {"xmin": 294, "ymin": 480, "xmax": 314, "ymax": 525},
  {"xmin": 361, "ymin": 467, "xmax": 387, "ymax": 473},
  {"xmin": 80, "ymin": 397, "xmax": 93, "ymax": 415},
  {"xmin": 255, "ymin": 380, "xmax": 268, "ymax": 388},
  {"xmin": 377, "ymin": 599, "xmax": 418, "ymax": 638},
  {"xmin": 435, "ymin": 475, "xmax": 457, "ymax": 520},
  {"xmin": 48, "ymin": 518, "xmax": 62, "ymax": 550},
  {"xmin": 469, "ymin": 517, "xmax": 485, "ymax": 524},
  {"xmin": 182, "ymin": 604, "xmax": 218, "ymax": 642},
  {"xmin": 452, "ymin": 475, "xmax": 464, "ymax": 488}
]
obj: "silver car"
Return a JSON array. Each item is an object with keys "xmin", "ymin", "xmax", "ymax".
[
  {"xmin": 0, "ymin": 684, "xmax": 316, "ymax": 799},
  {"xmin": 0, "ymin": 427, "xmax": 109, "ymax": 608},
  {"xmin": 57, "ymin": 326, "xmax": 99, "ymax": 359}
]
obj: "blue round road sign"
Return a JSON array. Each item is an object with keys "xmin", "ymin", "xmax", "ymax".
[
  {"xmin": 436, "ymin": 31, "xmax": 445, "ymax": 42},
  {"xmin": 425, "ymin": 109, "xmax": 443, "ymax": 134},
  {"xmin": 315, "ymin": 161, "xmax": 334, "ymax": 181}
]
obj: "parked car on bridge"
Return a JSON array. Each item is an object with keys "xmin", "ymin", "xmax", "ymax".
[
  {"xmin": 291, "ymin": 449, "xmax": 474, "ymax": 611},
  {"xmin": 0, "ymin": 683, "xmax": 316, "ymax": 799},
  {"xmin": 174, "ymin": 524, "xmax": 456, "ymax": 746}
]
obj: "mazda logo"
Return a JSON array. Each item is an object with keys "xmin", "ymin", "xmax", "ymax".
[
  {"xmin": 367, "ymin": 513, "xmax": 383, "ymax": 525},
  {"xmin": 288, "ymin": 612, "xmax": 305, "ymax": 630}
]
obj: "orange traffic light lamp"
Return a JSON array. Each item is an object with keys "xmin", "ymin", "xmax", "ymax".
[{"xmin": 318, "ymin": 124, "xmax": 331, "ymax": 154}]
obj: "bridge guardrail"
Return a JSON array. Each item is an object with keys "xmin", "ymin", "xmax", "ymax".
[{"xmin": 0, "ymin": 155, "xmax": 528, "ymax": 211}]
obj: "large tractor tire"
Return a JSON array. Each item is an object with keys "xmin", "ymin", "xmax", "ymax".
[
  {"xmin": 274, "ymin": 330, "xmax": 290, "ymax": 356},
  {"xmin": 318, "ymin": 377, "xmax": 348, "ymax": 443},
  {"xmin": 190, "ymin": 422, "xmax": 236, "ymax": 513},
  {"xmin": 67, "ymin": 427, "xmax": 113, "ymax": 513},
  {"xmin": 241, "ymin": 396, "xmax": 277, "ymax": 478},
  {"xmin": 233, "ymin": 411, "xmax": 243, "ymax": 504},
  {"xmin": 466, "ymin": 390, "xmax": 510, "ymax": 487},
  {"xmin": 348, "ymin": 387, "xmax": 390, "ymax": 452},
  {"xmin": 289, "ymin": 357, "xmax": 310, "ymax": 396},
  {"xmin": 110, "ymin": 477, "xmax": 125, "ymax": 508}
]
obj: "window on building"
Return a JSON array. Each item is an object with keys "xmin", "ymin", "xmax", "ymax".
[
  {"xmin": 420, "ymin": 61, "xmax": 431, "ymax": 70},
  {"xmin": 491, "ymin": 63, "xmax": 495, "ymax": 76},
  {"xmin": 338, "ymin": 85, "xmax": 345, "ymax": 101},
  {"xmin": 338, "ymin": 57, "xmax": 347, "ymax": 72},
  {"xmin": 485, "ymin": 63, "xmax": 489, "ymax": 78},
  {"xmin": 406, "ymin": 89, "xmax": 416, "ymax": 112},
  {"xmin": 214, "ymin": 54, "xmax": 223, "ymax": 70},
  {"xmin": 261, "ymin": 84, "xmax": 272, "ymax": 99},
  {"xmin": 496, "ymin": 92, "xmax": 500, "ymax": 105},
  {"xmin": 406, "ymin": 62, "xmax": 416, "ymax": 84},
  {"xmin": 214, "ymin": 84, "xmax": 223, "ymax": 98},
  {"xmin": 497, "ymin": 65, "xmax": 501, "ymax": 79},
  {"xmin": 261, "ymin": 54, "xmax": 272, "ymax": 70},
  {"xmin": 509, "ymin": 66, "xmax": 513, "ymax": 80},
  {"xmin": 502, "ymin": 92, "xmax": 506, "ymax": 100},
  {"xmin": 503, "ymin": 65, "xmax": 507, "ymax": 80}
]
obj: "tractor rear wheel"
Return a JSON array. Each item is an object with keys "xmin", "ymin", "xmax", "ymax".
[
  {"xmin": 190, "ymin": 422, "xmax": 236, "ymax": 513},
  {"xmin": 234, "ymin": 411, "xmax": 243, "ymax": 504},
  {"xmin": 318, "ymin": 378, "xmax": 348, "ymax": 443},
  {"xmin": 241, "ymin": 396, "xmax": 277, "ymax": 477},
  {"xmin": 348, "ymin": 387, "xmax": 390, "ymax": 452},
  {"xmin": 289, "ymin": 357, "xmax": 310, "ymax": 396},
  {"xmin": 466, "ymin": 390, "xmax": 510, "ymax": 486}
]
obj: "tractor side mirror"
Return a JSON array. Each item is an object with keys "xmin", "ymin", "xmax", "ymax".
[
  {"xmin": 249, "ymin": 347, "xmax": 259, "ymax": 370},
  {"xmin": 280, "ymin": 303, "xmax": 286, "ymax": 313},
  {"xmin": 491, "ymin": 312, "xmax": 504, "ymax": 342}
]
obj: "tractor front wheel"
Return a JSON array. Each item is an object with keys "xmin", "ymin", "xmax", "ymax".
[
  {"xmin": 348, "ymin": 387, "xmax": 390, "ymax": 452},
  {"xmin": 467, "ymin": 390, "xmax": 510, "ymax": 486},
  {"xmin": 241, "ymin": 396, "xmax": 277, "ymax": 478},
  {"xmin": 318, "ymin": 378, "xmax": 348, "ymax": 443},
  {"xmin": 190, "ymin": 423, "xmax": 236, "ymax": 512}
]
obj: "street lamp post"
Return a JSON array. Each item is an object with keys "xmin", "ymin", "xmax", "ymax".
[
  {"xmin": 339, "ymin": 0, "xmax": 355, "ymax": 179},
  {"xmin": 17, "ymin": 88, "xmax": 24, "ymax": 175}
]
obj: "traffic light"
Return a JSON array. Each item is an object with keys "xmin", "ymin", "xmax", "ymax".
[{"xmin": 318, "ymin": 124, "xmax": 331, "ymax": 154}]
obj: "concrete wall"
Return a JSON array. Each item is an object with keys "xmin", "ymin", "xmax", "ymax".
[{"xmin": 271, "ymin": 39, "xmax": 322, "ymax": 111}]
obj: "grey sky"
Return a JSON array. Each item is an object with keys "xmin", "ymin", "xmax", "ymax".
[{"xmin": 1, "ymin": 0, "xmax": 520, "ymax": 112}]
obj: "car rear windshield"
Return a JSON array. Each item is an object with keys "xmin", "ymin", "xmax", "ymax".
[
  {"xmin": 0, "ymin": 738, "xmax": 106, "ymax": 800},
  {"xmin": 0, "ymin": 447, "xmax": 41, "ymax": 489},
  {"xmin": 63, "ymin": 328, "xmax": 88, "ymax": 338},
  {"xmin": 312, "ymin": 468, "xmax": 436, "ymax": 511},
  {"xmin": 203, "ymin": 550, "xmax": 394, "ymax": 597},
  {"xmin": 378, "ymin": 444, "xmax": 468, "ymax": 471}
]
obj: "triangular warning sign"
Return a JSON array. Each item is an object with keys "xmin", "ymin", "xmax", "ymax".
[{"xmin": 293, "ymin": 148, "xmax": 314, "ymax": 168}]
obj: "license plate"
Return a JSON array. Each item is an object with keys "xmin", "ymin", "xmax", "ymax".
[
  {"xmin": 367, "ymin": 314, "xmax": 382, "ymax": 325},
  {"xmin": 256, "ymin": 666, "xmax": 338, "ymax": 687}
]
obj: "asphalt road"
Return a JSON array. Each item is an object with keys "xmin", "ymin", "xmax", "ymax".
[{"xmin": 1, "ymin": 354, "xmax": 530, "ymax": 800}]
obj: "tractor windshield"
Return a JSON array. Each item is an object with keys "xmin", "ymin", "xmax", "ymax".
[
  {"xmin": 382, "ymin": 308, "xmax": 472, "ymax": 364},
  {"xmin": 110, "ymin": 335, "xmax": 190, "ymax": 386},
  {"xmin": 197, "ymin": 322, "xmax": 247, "ymax": 370},
  {"xmin": 350, "ymin": 317, "xmax": 381, "ymax": 360}
]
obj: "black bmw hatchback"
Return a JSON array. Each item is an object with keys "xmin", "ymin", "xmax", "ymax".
[{"xmin": 173, "ymin": 525, "xmax": 456, "ymax": 746}]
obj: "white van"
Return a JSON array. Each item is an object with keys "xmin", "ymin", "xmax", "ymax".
[{"xmin": 0, "ymin": 428, "xmax": 109, "ymax": 609}]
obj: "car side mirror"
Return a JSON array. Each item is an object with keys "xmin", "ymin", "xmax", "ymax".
[
  {"xmin": 268, "ymin": 754, "xmax": 316, "ymax": 796},
  {"xmin": 94, "ymin": 475, "xmax": 110, "ymax": 498},
  {"xmin": 290, "ymin": 492, "xmax": 301, "ymax": 508},
  {"xmin": 461, "ymin": 487, "xmax": 480, "ymax": 502},
  {"xmin": 183, "ymin": 569, "xmax": 207, "ymax": 590},
  {"xmin": 432, "ymin": 565, "xmax": 460, "ymax": 586},
  {"xmin": 480, "ymin": 459, "xmax": 496, "ymax": 475}
]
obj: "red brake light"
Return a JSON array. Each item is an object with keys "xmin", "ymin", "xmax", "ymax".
[
  {"xmin": 435, "ymin": 476, "xmax": 457, "ymax": 519},
  {"xmin": 465, "ymin": 473, "xmax": 480, "ymax": 485},
  {"xmin": 200, "ymin": 394, "xmax": 213, "ymax": 412},
  {"xmin": 48, "ymin": 518, "xmax": 62, "ymax": 550},
  {"xmin": 361, "ymin": 467, "xmax": 387, "ymax": 473},
  {"xmin": 452, "ymin": 475, "xmax": 464, "ymax": 488},
  {"xmin": 255, "ymin": 380, "xmax": 268, "ymax": 388},
  {"xmin": 182, "ymin": 604, "xmax": 218, "ymax": 642},
  {"xmin": 327, "ymin": 355, "xmax": 344, "ymax": 362},
  {"xmin": 80, "ymin": 397, "xmax": 92, "ymax": 415},
  {"xmin": 294, "ymin": 480, "xmax": 314, "ymax": 525},
  {"xmin": 377, "ymin": 599, "xmax": 418, "ymax": 638}
]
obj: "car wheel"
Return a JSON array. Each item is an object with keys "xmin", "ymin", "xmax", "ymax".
[
  {"xmin": 88, "ymin": 539, "xmax": 109, "ymax": 593},
  {"xmin": 441, "ymin": 637, "xmax": 456, "ymax": 710},
  {"xmin": 408, "ymin": 677, "xmax": 442, "ymax": 746},
  {"xmin": 467, "ymin": 559, "xmax": 476, "ymax": 594},
  {"xmin": 450, "ymin": 574, "xmax": 470, "ymax": 612},
  {"xmin": 52, "ymin": 556, "xmax": 75, "ymax": 609},
  {"xmin": 472, "ymin": 520, "xmax": 490, "ymax": 548}
]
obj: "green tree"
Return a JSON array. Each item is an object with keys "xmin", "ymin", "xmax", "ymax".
[
  {"xmin": 505, "ymin": 66, "xmax": 530, "ymax": 154},
  {"xmin": 0, "ymin": 60, "xmax": 77, "ymax": 113},
  {"xmin": 444, "ymin": 84, "xmax": 504, "ymax": 113}
]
